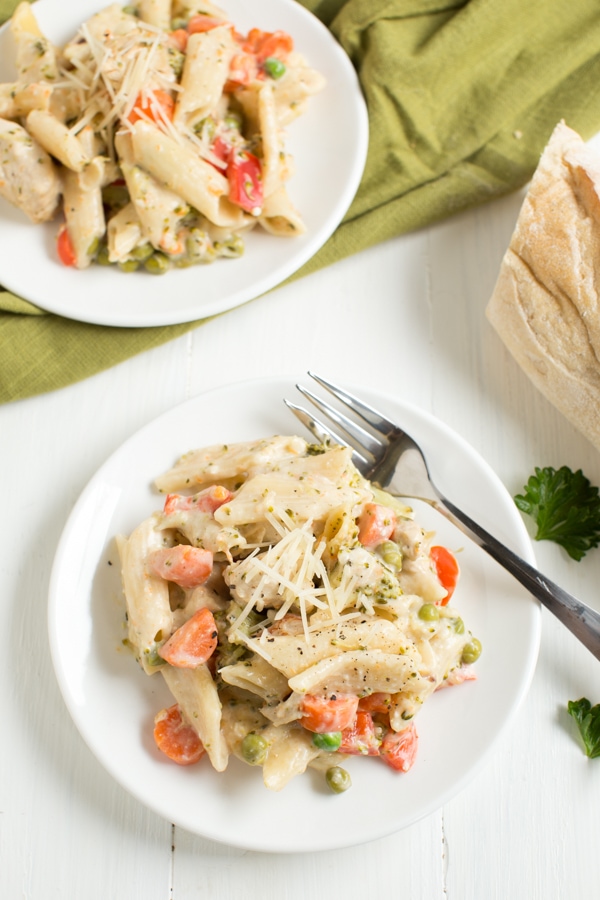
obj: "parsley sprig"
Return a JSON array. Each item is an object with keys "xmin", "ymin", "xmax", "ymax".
[
  {"xmin": 567, "ymin": 698, "xmax": 600, "ymax": 758},
  {"xmin": 514, "ymin": 466, "xmax": 600, "ymax": 561}
]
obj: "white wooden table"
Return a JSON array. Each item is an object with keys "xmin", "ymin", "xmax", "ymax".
[{"xmin": 3, "ymin": 187, "xmax": 600, "ymax": 899}]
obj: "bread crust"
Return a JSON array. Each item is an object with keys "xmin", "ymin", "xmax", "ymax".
[{"xmin": 486, "ymin": 121, "xmax": 600, "ymax": 449}]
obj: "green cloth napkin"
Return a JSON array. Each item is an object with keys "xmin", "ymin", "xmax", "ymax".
[{"xmin": 3, "ymin": 0, "xmax": 600, "ymax": 403}]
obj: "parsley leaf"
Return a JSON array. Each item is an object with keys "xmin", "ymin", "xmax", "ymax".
[
  {"xmin": 514, "ymin": 466, "xmax": 600, "ymax": 561},
  {"xmin": 567, "ymin": 698, "xmax": 600, "ymax": 758}
]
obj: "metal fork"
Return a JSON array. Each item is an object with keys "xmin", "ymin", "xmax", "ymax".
[{"xmin": 285, "ymin": 372, "xmax": 600, "ymax": 661}]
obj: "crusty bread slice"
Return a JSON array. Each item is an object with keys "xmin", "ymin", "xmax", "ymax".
[{"xmin": 486, "ymin": 120, "xmax": 600, "ymax": 450}]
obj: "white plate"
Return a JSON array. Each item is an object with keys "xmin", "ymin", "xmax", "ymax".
[
  {"xmin": 48, "ymin": 377, "xmax": 541, "ymax": 852},
  {"xmin": 0, "ymin": 1, "xmax": 367, "ymax": 327}
]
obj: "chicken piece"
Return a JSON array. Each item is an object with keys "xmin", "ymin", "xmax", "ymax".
[{"xmin": 0, "ymin": 117, "xmax": 61, "ymax": 223}]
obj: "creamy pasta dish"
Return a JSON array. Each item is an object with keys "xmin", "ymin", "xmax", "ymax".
[
  {"xmin": 0, "ymin": 2, "xmax": 325, "ymax": 272},
  {"xmin": 116, "ymin": 435, "xmax": 482, "ymax": 793}
]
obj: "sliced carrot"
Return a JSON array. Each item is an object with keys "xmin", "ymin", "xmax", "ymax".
[
  {"xmin": 159, "ymin": 607, "xmax": 218, "ymax": 668},
  {"xmin": 241, "ymin": 27, "xmax": 267, "ymax": 53},
  {"xmin": 164, "ymin": 494, "xmax": 191, "ymax": 515},
  {"xmin": 154, "ymin": 704, "xmax": 205, "ymax": 765},
  {"xmin": 339, "ymin": 710, "xmax": 381, "ymax": 756},
  {"xmin": 127, "ymin": 89, "xmax": 174, "ymax": 125},
  {"xmin": 148, "ymin": 545, "xmax": 213, "ymax": 589},
  {"xmin": 380, "ymin": 722, "xmax": 418, "ymax": 772},
  {"xmin": 57, "ymin": 226, "xmax": 76, "ymax": 267},
  {"xmin": 242, "ymin": 28, "xmax": 293, "ymax": 62},
  {"xmin": 430, "ymin": 545, "xmax": 459, "ymax": 605},
  {"xmin": 169, "ymin": 28, "xmax": 188, "ymax": 51},
  {"xmin": 358, "ymin": 692, "xmax": 392, "ymax": 716},
  {"xmin": 187, "ymin": 14, "xmax": 228, "ymax": 34},
  {"xmin": 357, "ymin": 503, "xmax": 397, "ymax": 549},
  {"xmin": 256, "ymin": 31, "xmax": 293, "ymax": 63},
  {"xmin": 163, "ymin": 485, "xmax": 232, "ymax": 516},
  {"xmin": 197, "ymin": 484, "xmax": 232, "ymax": 512},
  {"xmin": 226, "ymin": 51, "xmax": 259, "ymax": 88},
  {"xmin": 299, "ymin": 693, "xmax": 359, "ymax": 734}
]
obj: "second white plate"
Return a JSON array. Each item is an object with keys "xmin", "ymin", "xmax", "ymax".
[
  {"xmin": 0, "ymin": 0, "xmax": 368, "ymax": 326},
  {"xmin": 48, "ymin": 376, "xmax": 540, "ymax": 852}
]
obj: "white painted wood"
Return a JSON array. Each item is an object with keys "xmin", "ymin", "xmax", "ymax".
[{"xmin": 2, "ymin": 183, "xmax": 599, "ymax": 899}]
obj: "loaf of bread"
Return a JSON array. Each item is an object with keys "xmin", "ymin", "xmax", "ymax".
[{"xmin": 486, "ymin": 121, "xmax": 600, "ymax": 450}]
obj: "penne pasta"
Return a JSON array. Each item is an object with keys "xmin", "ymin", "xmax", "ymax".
[
  {"xmin": 259, "ymin": 185, "xmax": 306, "ymax": 236},
  {"xmin": 0, "ymin": 81, "xmax": 53, "ymax": 119},
  {"xmin": 219, "ymin": 656, "xmax": 290, "ymax": 704},
  {"xmin": 136, "ymin": 0, "xmax": 171, "ymax": 31},
  {"xmin": 287, "ymin": 649, "xmax": 427, "ymax": 696},
  {"xmin": 119, "ymin": 434, "xmax": 481, "ymax": 792},
  {"xmin": 129, "ymin": 120, "xmax": 245, "ymax": 228},
  {"xmin": 261, "ymin": 723, "xmax": 321, "ymax": 792},
  {"xmin": 154, "ymin": 435, "xmax": 307, "ymax": 493},
  {"xmin": 10, "ymin": 1, "xmax": 59, "ymax": 84},
  {"xmin": 26, "ymin": 110, "xmax": 90, "ymax": 173},
  {"xmin": 116, "ymin": 132, "xmax": 189, "ymax": 255},
  {"xmin": 173, "ymin": 0, "xmax": 229, "ymax": 20},
  {"xmin": 161, "ymin": 664, "xmax": 229, "ymax": 772},
  {"xmin": 256, "ymin": 82, "xmax": 283, "ymax": 200},
  {"xmin": 61, "ymin": 166, "xmax": 106, "ymax": 268},
  {"xmin": 173, "ymin": 26, "xmax": 236, "ymax": 129},
  {"xmin": 0, "ymin": 85, "xmax": 17, "ymax": 119},
  {"xmin": 0, "ymin": 1, "xmax": 325, "ymax": 275},
  {"xmin": 106, "ymin": 201, "xmax": 144, "ymax": 262},
  {"xmin": 116, "ymin": 516, "xmax": 174, "ymax": 675},
  {"xmin": 272, "ymin": 53, "xmax": 327, "ymax": 127}
]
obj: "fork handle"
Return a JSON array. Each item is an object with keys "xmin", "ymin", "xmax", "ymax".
[{"xmin": 438, "ymin": 498, "xmax": 600, "ymax": 661}]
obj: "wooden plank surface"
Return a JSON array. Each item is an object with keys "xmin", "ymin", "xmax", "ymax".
[{"xmin": 2, "ymin": 187, "xmax": 600, "ymax": 899}]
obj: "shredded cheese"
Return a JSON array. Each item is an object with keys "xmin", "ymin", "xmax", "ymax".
[
  {"xmin": 58, "ymin": 12, "xmax": 181, "ymax": 152},
  {"xmin": 226, "ymin": 500, "xmax": 377, "ymax": 643}
]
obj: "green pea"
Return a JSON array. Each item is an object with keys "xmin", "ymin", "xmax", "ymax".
[
  {"xmin": 453, "ymin": 617, "xmax": 465, "ymax": 634},
  {"xmin": 312, "ymin": 731, "xmax": 342, "ymax": 751},
  {"xmin": 170, "ymin": 16, "xmax": 188, "ymax": 30},
  {"xmin": 241, "ymin": 732, "xmax": 268, "ymax": 766},
  {"xmin": 224, "ymin": 112, "xmax": 243, "ymax": 131},
  {"xmin": 418, "ymin": 603, "xmax": 440, "ymax": 622},
  {"xmin": 118, "ymin": 258, "xmax": 139, "ymax": 272},
  {"xmin": 263, "ymin": 57, "xmax": 286, "ymax": 79},
  {"xmin": 102, "ymin": 183, "xmax": 129, "ymax": 211},
  {"xmin": 144, "ymin": 252, "xmax": 170, "ymax": 275},
  {"xmin": 193, "ymin": 116, "xmax": 216, "ymax": 141},
  {"xmin": 461, "ymin": 638, "xmax": 482, "ymax": 665},
  {"xmin": 130, "ymin": 242, "xmax": 154, "ymax": 261},
  {"xmin": 326, "ymin": 766, "xmax": 352, "ymax": 794},
  {"xmin": 144, "ymin": 643, "xmax": 165, "ymax": 668},
  {"xmin": 95, "ymin": 244, "xmax": 111, "ymax": 266},
  {"xmin": 123, "ymin": 5, "xmax": 139, "ymax": 16},
  {"xmin": 379, "ymin": 540, "xmax": 403, "ymax": 570}
]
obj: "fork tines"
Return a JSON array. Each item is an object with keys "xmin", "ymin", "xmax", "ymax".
[
  {"xmin": 285, "ymin": 373, "xmax": 397, "ymax": 474},
  {"xmin": 307, "ymin": 373, "xmax": 397, "ymax": 439}
]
